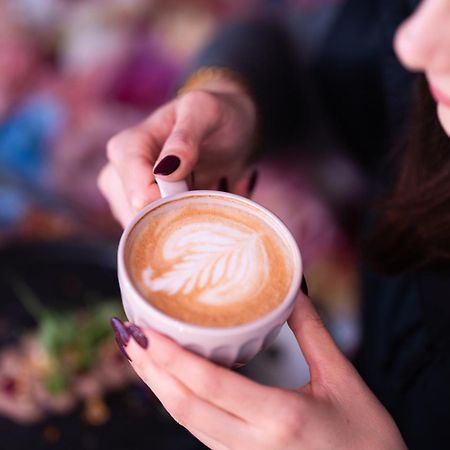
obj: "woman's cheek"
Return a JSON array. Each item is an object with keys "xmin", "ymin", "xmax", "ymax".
[{"xmin": 437, "ymin": 103, "xmax": 450, "ymax": 137}]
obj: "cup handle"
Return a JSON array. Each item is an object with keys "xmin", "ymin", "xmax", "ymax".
[{"xmin": 156, "ymin": 178, "xmax": 189, "ymax": 199}]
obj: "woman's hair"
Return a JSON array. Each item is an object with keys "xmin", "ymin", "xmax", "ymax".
[{"xmin": 365, "ymin": 75, "xmax": 450, "ymax": 274}]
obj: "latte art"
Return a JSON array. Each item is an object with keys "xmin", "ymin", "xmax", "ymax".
[
  {"xmin": 129, "ymin": 196, "xmax": 293, "ymax": 327},
  {"xmin": 142, "ymin": 221, "xmax": 269, "ymax": 305}
]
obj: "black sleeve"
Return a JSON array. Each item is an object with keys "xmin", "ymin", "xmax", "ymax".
[
  {"xmin": 399, "ymin": 353, "xmax": 450, "ymax": 450},
  {"xmin": 182, "ymin": 17, "xmax": 306, "ymax": 151},
  {"xmin": 356, "ymin": 264, "xmax": 450, "ymax": 450},
  {"xmin": 183, "ymin": 0, "xmax": 417, "ymax": 173}
]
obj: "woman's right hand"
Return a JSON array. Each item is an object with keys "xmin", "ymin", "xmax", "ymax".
[{"xmin": 98, "ymin": 78, "xmax": 258, "ymax": 227}]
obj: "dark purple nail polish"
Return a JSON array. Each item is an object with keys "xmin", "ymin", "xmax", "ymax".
[
  {"xmin": 301, "ymin": 276, "xmax": 309, "ymax": 296},
  {"xmin": 127, "ymin": 324, "xmax": 149, "ymax": 349},
  {"xmin": 111, "ymin": 317, "xmax": 132, "ymax": 361},
  {"xmin": 190, "ymin": 171, "xmax": 195, "ymax": 187},
  {"xmin": 115, "ymin": 337, "xmax": 132, "ymax": 361},
  {"xmin": 247, "ymin": 170, "xmax": 259, "ymax": 197},
  {"xmin": 154, "ymin": 155, "xmax": 180, "ymax": 176},
  {"xmin": 218, "ymin": 177, "xmax": 229, "ymax": 192},
  {"xmin": 111, "ymin": 317, "xmax": 130, "ymax": 345}
]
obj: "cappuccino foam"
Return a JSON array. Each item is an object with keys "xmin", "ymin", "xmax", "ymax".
[{"xmin": 129, "ymin": 196, "xmax": 293, "ymax": 327}]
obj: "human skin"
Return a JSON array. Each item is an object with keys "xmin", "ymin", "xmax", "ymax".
[
  {"xmin": 394, "ymin": 0, "xmax": 450, "ymax": 137},
  {"xmin": 98, "ymin": 2, "xmax": 450, "ymax": 226},
  {"xmin": 118, "ymin": 292, "xmax": 407, "ymax": 450},
  {"xmin": 100, "ymin": 1, "xmax": 450, "ymax": 448},
  {"xmin": 98, "ymin": 79, "xmax": 258, "ymax": 226}
]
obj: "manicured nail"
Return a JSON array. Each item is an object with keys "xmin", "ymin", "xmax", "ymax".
[
  {"xmin": 247, "ymin": 170, "xmax": 259, "ymax": 197},
  {"xmin": 111, "ymin": 317, "xmax": 131, "ymax": 361},
  {"xmin": 153, "ymin": 155, "xmax": 180, "ymax": 176},
  {"xmin": 127, "ymin": 323, "xmax": 149, "ymax": 349},
  {"xmin": 218, "ymin": 177, "xmax": 229, "ymax": 192},
  {"xmin": 190, "ymin": 171, "xmax": 195, "ymax": 188},
  {"xmin": 111, "ymin": 317, "xmax": 130, "ymax": 344},
  {"xmin": 115, "ymin": 337, "xmax": 132, "ymax": 361},
  {"xmin": 301, "ymin": 276, "xmax": 309, "ymax": 296}
]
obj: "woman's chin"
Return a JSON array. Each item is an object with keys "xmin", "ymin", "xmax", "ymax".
[{"xmin": 437, "ymin": 104, "xmax": 450, "ymax": 138}]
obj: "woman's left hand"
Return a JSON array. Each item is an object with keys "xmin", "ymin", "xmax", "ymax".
[{"xmin": 117, "ymin": 293, "xmax": 407, "ymax": 450}]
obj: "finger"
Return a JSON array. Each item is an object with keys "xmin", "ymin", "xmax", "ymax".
[
  {"xmin": 288, "ymin": 292, "xmax": 350, "ymax": 383},
  {"xmin": 106, "ymin": 127, "xmax": 161, "ymax": 210},
  {"xmin": 231, "ymin": 168, "xmax": 259, "ymax": 197},
  {"xmin": 126, "ymin": 339, "xmax": 251, "ymax": 448},
  {"xmin": 137, "ymin": 328, "xmax": 281, "ymax": 423},
  {"xmin": 154, "ymin": 91, "xmax": 221, "ymax": 181},
  {"xmin": 97, "ymin": 164, "xmax": 135, "ymax": 227}
]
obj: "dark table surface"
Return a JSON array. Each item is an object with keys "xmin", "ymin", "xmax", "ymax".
[{"xmin": 0, "ymin": 239, "xmax": 207, "ymax": 450}]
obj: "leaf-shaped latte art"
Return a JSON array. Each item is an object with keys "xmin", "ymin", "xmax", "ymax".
[{"xmin": 142, "ymin": 222, "xmax": 269, "ymax": 305}]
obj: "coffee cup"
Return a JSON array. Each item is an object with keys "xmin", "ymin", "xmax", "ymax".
[{"xmin": 118, "ymin": 179, "xmax": 302, "ymax": 367}]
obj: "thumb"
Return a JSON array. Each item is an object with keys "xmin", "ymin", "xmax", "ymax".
[
  {"xmin": 288, "ymin": 289, "xmax": 350, "ymax": 383},
  {"xmin": 153, "ymin": 92, "xmax": 218, "ymax": 181}
]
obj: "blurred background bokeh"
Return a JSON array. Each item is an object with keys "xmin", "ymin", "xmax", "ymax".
[{"xmin": 0, "ymin": 0, "xmax": 364, "ymax": 448}]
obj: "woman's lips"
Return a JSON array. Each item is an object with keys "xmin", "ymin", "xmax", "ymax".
[{"xmin": 429, "ymin": 82, "xmax": 450, "ymax": 108}]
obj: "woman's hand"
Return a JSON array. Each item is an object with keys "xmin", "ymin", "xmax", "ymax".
[
  {"xmin": 113, "ymin": 293, "xmax": 407, "ymax": 450},
  {"xmin": 98, "ymin": 79, "xmax": 258, "ymax": 227}
]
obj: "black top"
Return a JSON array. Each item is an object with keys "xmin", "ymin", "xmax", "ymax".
[
  {"xmin": 184, "ymin": 0, "xmax": 417, "ymax": 172},
  {"xmin": 359, "ymin": 263, "xmax": 450, "ymax": 449},
  {"xmin": 185, "ymin": 1, "xmax": 450, "ymax": 448}
]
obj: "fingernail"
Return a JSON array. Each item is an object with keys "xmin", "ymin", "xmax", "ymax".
[
  {"xmin": 153, "ymin": 155, "xmax": 180, "ymax": 176},
  {"xmin": 218, "ymin": 177, "xmax": 229, "ymax": 192},
  {"xmin": 127, "ymin": 323, "xmax": 149, "ymax": 349},
  {"xmin": 301, "ymin": 276, "xmax": 309, "ymax": 296},
  {"xmin": 115, "ymin": 337, "xmax": 132, "ymax": 361},
  {"xmin": 190, "ymin": 171, "xmax": 195, "ymax": 188},
  {"xmin": 111, "ymin": 317, "xmax": 131, "ymax": 361},
  {"xmin": 247, "ymin": 170, "xmax": 259, "ymax": 197}
]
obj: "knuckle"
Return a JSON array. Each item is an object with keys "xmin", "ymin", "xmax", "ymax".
[
  {"xmin": 270, "ymin": 396, "xmax": 303, "ymax": 445},
  {"xmin": 107, "ymin": 128, "xmax": 144, "ymax": 163},
  {"xmin": 97, "ymin": 165, "xmax": 115, "ymax": 199},
  {"xmin": 167, "ymin": 389, "xmax": 192, "ymax": 426},
  {"xmin": 182, "ymin": 89, "xmax": 212, "ymax": 105},
  {"xmin": 182, "ymin": 90, "xmax": 221, "ymax": 120},
  {"xmin": 271, "ymin": 421, "xmax": 298, "ymax": 447},
  {"xmin": 170, "ymin": 129, "xmax": 195, "ymax": 149},
  {"xmin": 106, "ymin": 134, "xmax": 124, "ymax": 162}
]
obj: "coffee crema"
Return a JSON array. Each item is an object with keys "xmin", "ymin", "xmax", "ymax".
[{"xmin": 129, "ymin": 196, "xmax": 293, "ymax": 327}]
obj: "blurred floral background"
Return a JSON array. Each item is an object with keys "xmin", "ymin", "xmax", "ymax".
[{"xmin": 0, "ymin": 0, "xmax": 363, "ymax": 448}]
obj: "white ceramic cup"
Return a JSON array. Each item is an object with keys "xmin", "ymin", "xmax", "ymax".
[{"xmin": 118, "ymin": 179, "xmax": 302, "ymax": 367}]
